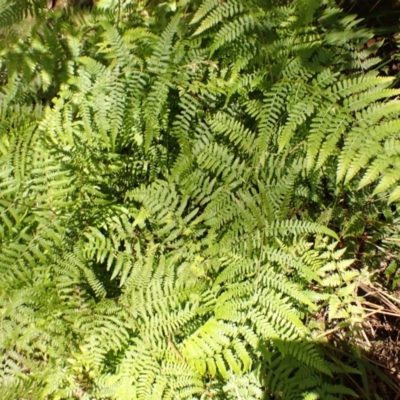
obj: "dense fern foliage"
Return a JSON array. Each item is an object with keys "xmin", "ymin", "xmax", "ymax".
[{"xmin": 1, "ymin": 0, "xmax": 400, "ymax": 399}]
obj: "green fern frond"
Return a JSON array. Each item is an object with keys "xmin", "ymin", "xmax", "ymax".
[
  {"xmin": 192, "ymin": 0, "xmax": 244, "ymax": 36},
  {"xmin": 190, "ymin": 0, "xmax": 219, "ymax": 25},
  {"xmin": 1, "ymin": 1, "xmax": 393, "ymax": 398},
  {"xmin": 210, "ymin": 14, "xmax": 255, "ymax": 54}
]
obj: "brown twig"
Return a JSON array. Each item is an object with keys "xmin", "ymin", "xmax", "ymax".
[{"xmin": 167, "ymin": 333, "xmax": 186, "ymax": 363}]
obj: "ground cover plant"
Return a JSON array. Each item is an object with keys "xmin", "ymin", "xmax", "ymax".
[{"xmin": 0, "ymin": 0, "xmax": 400, "ymax": 398}]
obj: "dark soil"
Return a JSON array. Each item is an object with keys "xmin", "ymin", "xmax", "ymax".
[{"xmin": 358, "ymin": 282, "xmax": 400, "ymax": 399}]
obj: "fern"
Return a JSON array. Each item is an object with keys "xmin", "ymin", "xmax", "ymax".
[{"xmin": 1, "ymin": 0, "xmax": 398, "ymax": 399}]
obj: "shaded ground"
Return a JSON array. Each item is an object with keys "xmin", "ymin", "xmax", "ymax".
[{"xmin": 359, "ymin": 281, "xmax": 400, "ymax": 399}]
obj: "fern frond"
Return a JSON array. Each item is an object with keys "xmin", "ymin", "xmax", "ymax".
[
  {"xmin": 210, "ymin": 14, "xmax": 255, "ymax": 54},
  {"xmin": 192, "ymin": 0, "xmax": 244, "ymax": 36}
]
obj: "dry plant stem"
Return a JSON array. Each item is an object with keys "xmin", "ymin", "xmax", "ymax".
[
  {"xmin": 315, "ymin": 326, "xmax": 340, "ymax": 340},
  {"xmin": 360, "ymin": 327, "xmax": 371, "ymax": 347},
  {"xmin": 363, "ymin": 305, "xmax": 400, "ymax": 318},
  {"xmin": 167, "ymin": 333, "xmax": 186, "ymax": 363},
  {"xmin": 380, "ymin": 290, "xmax": 400, "ymax": 306},
  {"xmin": 359, "ymin": 282, "xmax": 400, "ymax": 313},
  {"xmin": 362, "ymin": 353, "xmax": 396, "ymax": 372}
]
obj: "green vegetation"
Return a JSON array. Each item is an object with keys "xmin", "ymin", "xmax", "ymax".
[{"xmin": 1, "ymin": 1, "xmax": 399, "ymax": 398}]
